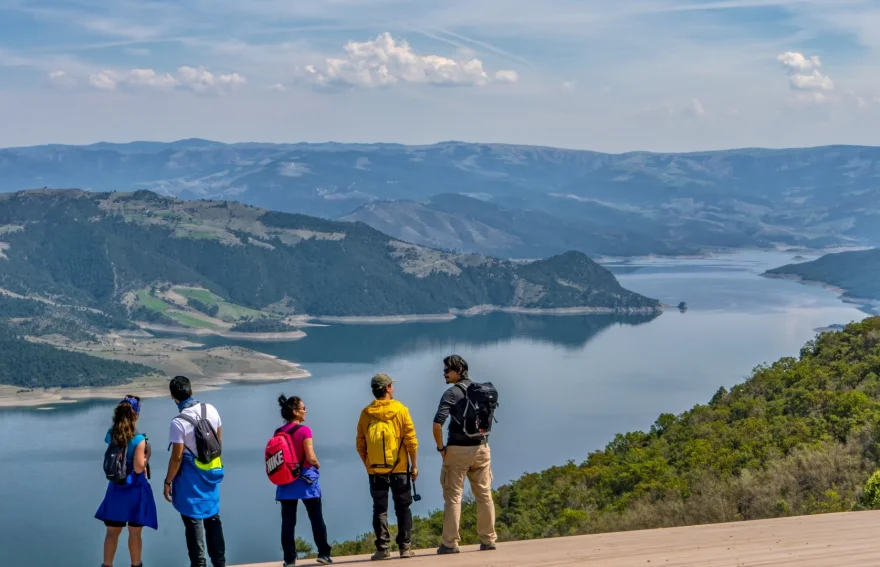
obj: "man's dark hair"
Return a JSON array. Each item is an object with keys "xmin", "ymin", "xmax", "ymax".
[
  {"xmin": 169, "ymin": 375, "xmax": 192, "ymax": 401},
  {"xmin": 444, "ymin": 354, "xmax": 468, "ymax": 379},
  {"xmin": 372, "ymin": 386, "xmax": 387, "ymax": 400}
]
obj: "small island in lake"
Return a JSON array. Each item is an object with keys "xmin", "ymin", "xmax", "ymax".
[{"xmin": 678, "ymin": 301, "xmax": 689, "ymax": 311}]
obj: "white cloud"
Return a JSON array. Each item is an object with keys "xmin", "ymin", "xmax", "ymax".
[
  {"xmin": 688, "ymin": 97, "xmax": 707, "ymax": 118},
  {"xmin": 777, "ymin": 52, "xmax": 822, "ymax": 73},
  {"xmin": 777, "ymin": 51, "xmax": 834, "ymax": 93},
  {"xmin": 789, "ymin": 70, "xmax": 834, "ymax": 91},
  {"xmin": 267, "ymin": 83, "xmax": 288, "ymax": 92},
  {"xmin": 48, "ymin": 70, "xmax": 76, "ymax": 88},
  {"xmin": 176, "ymin": 66, "xmax": 247, "ymax": 93},
  {"xmin": 562, "ymin": 81, "xmax": 576, "ymax": 91},
  {"xmin": 84, "ymin": 66, "xmax": 246, "ymax": 94},
  {"xmin": 304, "ymin": 32, "xmax": 519, "ymax": 88},
  {"xmin": 89, "ymin": 70, "xmax": 117, "ymax": 90}
]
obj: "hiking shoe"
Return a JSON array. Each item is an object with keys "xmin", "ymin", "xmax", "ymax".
[
  {"xmin": 283, "ymin": 563, "xmax": 295, "ymax": 567},
  {"xmin": 316, "ymin": 557, "xmax": 333, "ymax": 565},
  {"xmin": 436, "ymin": 545, "xmax": 460, "ymax": 555},
  {"xmin": 400, "ymin": 547, "xmax": 415, "ymax": 558},
  {"xmin": 371, "ymin": 549, "xmax": 392, "ymax": 561},
  {"xmin": 480, "ymin": 543, "xmax": 497, "ymax": 551}
]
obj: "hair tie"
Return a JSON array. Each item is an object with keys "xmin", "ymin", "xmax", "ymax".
[{"xmin": 122, "ymin": 397, "xmax": 140, "ymax": 416}]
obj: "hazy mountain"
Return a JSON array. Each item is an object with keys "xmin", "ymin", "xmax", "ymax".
[
  {"xmin": 3, "ymin": 140, "xmax": 879, "ymax": 253},
  {"xmin": 342, "ymin": 193, "xmax": 683, "ymax": 258},
  {"xmin": 0, "ymin": 189, "xmax": 661, "ymax": 318}
]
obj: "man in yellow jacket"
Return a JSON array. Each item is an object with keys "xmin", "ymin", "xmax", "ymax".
[{"xmin": 356, "ymin": 373, "xmax": 419, "ymax": 560}]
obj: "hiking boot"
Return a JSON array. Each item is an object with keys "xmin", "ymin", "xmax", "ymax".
[
  {"xmin": 371, "ymin": 549, "xmax": 392, "ymax": 561},
  {"xmin": 436, "ymin": 544, "xmax": 460, "ymax": 555},
  {"xmin": 316, "ymin": 557, "xmax": 333, "ymax": 565},
  {"xmin": 480, "ymin": 543, "xmax": 497, "ymax": 551},
  {"xmin": 400, "ymin": 547, "xmax": 415, "ymax": 559},
  {"xmin": 283, "ymin": 563, "xmax": 295, "ymax": 567}
]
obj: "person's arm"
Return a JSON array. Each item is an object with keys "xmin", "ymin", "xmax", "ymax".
[
  {"xmin": 402, "ymin": 408, "xmax": 419, "ymax": 480},
  {"xmin": 433, "ymin": 389, "xmax": 455, "ymax": 456},
  {"xmin": 164, "ymin": 418, "xmax": 186, "ymax": 503},
  {"xmin": 132, "ymin": 439, "xmax": 147, "ymax": 474},
  {"xmin": 164, "ymin": 443, "xmax": 185, "ymax": 503},
  {"xmin": 356, "ymin": 412, "xmax": 368, "ymax": 468},
  {"xmin": 303, "ymin": 438, "xmax": 320, "ymax": 469},
  {"xmin": 216, "ymin": 426, "xmax": 222, "ymax": 443}
]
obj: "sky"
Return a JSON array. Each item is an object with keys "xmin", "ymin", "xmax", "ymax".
[{"xmin": 1, "ymin": 0, "xmax": 879, "ymax": 152}]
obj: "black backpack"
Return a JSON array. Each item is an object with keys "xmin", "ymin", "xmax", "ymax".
[
  {"xmin": 455, "ymin": 381, "xmax": 499, "ymax": 438},
  {"xmin": 103, "ymin": 433, "xmax": 151, "ymax": 484},
  {"xmin": 176, "ymin": 403, "xmax": 222, "ymax": 464}
]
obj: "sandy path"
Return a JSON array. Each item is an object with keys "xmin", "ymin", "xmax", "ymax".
[{"xmin": 235, "ymin": 510, "xmax": 880, "ymax": 567}]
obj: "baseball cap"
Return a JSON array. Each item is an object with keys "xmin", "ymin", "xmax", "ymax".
[{"xmin": 371, "ymin": 373, "xmax": 396, "ymax": 390}]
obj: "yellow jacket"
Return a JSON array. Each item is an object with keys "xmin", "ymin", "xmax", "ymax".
[{"xmin": 356, "ymin": 399, "xmax": 418, "ymax": 475}]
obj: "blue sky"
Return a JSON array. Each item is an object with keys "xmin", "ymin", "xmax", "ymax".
[{"xmin": 1, "ymin": 0, "xmax": 879, "ymax": 151}]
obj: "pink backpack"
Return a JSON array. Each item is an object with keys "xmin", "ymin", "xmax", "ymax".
[{"xmin": 265, "ymin": 424, "xmax": 302, "ymax": 485}]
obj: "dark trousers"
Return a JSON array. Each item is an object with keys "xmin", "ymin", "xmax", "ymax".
[
  {"xmin": 281, "ymin": 498, "xmax": 332, "ymax": 564},
  {"xmin": 369, "ymin": 473, "xmax": 413, "ymax": 551},
  {"xmin": 181, "ymin": 513, "xmax": 226, "ymax": 567}
]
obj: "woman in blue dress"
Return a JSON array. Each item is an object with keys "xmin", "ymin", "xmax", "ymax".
[{"xmin": 95, "ymin": 396, "xmax": 158, "ymax": 567}]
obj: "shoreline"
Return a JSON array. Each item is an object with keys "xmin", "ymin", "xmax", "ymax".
[
  {"xmin": 309, "ymin": 304, "xmax": 663, "ymax": 325},
  {"xmin": 761, "ymin": 272, "xmax": 880, "ymax": 314},
  {"xmin": 0, "ymin": 336, "xmax": 310, "ymax": 409},
  {"xmin": 136, "ymin": 323, "xmax": 307, "ymax": 341}
]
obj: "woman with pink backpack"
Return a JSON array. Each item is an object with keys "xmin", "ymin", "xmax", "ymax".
[{"xmin": 265, "ymin": 394, "xmax": 333, "ymax": 566}]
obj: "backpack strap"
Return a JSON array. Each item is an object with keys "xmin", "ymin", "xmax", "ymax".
[
  {"xmin": 174, "ymin": 411, "xmax": 200, "ymax": 456},
  {"xmin": 200, "ymin": 403, "xmax": 207, "ymax": 420}
]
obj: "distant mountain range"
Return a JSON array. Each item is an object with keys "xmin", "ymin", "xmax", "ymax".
[
  {"xmin": 0, "ymin": 189, "xmax": 661, "ymax": 320},
  {"xmin": 3, "ymin": 140, "xmax": 879, "ymax": 257}
]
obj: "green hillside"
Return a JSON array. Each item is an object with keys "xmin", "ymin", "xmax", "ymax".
[
  {"xmin": 766, "ymin": 249, "xmax": 880, "ymax": 302},
  {"xmin": 327, "ymin": 317, "xmax": 880, "ymax": 555},
  {"xmin": 0, "ymin": 190, "xmax": 661, "ymax": 318}
]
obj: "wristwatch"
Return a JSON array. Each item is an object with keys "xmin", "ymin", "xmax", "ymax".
[
  {"xmin": 164, "ymin": 480, "xmax": 172, "ymax": 486},
  {"xmin": 437, "ymin": 445, "xmax": 446, "ymax": 452}
]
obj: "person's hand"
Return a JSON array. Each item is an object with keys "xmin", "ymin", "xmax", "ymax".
[
  {"xmin": 411, "ymin": 468, "xmax": 419, "ymax": 482},
  {"xmin": 163, "ymin": 481, "xmax": 173, "ymax": 503}
]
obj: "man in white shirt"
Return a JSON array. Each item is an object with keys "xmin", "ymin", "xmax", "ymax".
[{"xmin": 163, "ymin": 375, "xmax": 226, "ymax": 567}]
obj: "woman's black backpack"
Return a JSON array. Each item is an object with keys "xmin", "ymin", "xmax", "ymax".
[{"xmin": 103, "ymin": 433, "xmax": 150, "ymax": 484}]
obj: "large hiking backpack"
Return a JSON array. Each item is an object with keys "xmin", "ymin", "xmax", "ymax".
[
  {"xmin": 265, "ymin": 424, "xmax": 303, "ymax": 485},
  {"xmin": 176, "ymin": 403, "xmax": 222, "ymax": 464},
  {"xmin": 365, "ymin": 418, "xmax": 403, "ymax": 473},
  {"xmin": 455, "ymin": 381, "xmax": 499, "ymax": 439},
  {"xmin": 103, "ymin": 433, "xmax": 151, "ymax": 484}
]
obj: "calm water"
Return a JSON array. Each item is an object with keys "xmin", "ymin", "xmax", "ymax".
[{"xmin": 0, "ymin": 251, "xmax": 868, "ymax": 566}]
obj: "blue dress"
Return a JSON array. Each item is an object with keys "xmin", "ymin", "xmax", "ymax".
[{"xmin": 94, "ymin": 432, "xmax": 159, "ymax": 529}]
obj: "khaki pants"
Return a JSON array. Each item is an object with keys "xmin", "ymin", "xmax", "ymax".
[{"xmin": 440, "ymin": 444, "xmax": 496, "ymax": 547}]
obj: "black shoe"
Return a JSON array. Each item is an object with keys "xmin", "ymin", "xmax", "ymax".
[
  {"xmin": 316, "ymin": 556, "xmax": 333, "ymax": 565},
  {"xmin": 436, "ymin": 544, "xmax": 460, "ymax": 555},
  {"xmin": 480, "ymin": 543, "xmax": 497, "ymax": 551}
]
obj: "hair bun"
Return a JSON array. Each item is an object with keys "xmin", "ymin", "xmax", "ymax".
[{"xmin": 278, "ymin": 394, "xmax": 287, "ymax": 407}]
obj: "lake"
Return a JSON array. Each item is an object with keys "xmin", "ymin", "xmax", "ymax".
[{"xmin": 0, "ymin": 251, "xmax": 868, "ymax": 567}]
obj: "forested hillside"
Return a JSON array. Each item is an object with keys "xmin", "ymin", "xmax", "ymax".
[{"xmin": 0, "ymin": 190, "xmax": 661, "ymax": 318}]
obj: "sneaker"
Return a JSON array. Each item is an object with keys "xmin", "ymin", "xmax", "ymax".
[
  {"xmin": 316, "ymin": 557, "xmax": 333, "ymax": 565},
  {"xmin": 400, "ymin": 547, "xmax": 415, "ymax": 559},
  {"xmin": 480, "ymin": 543, "xmax": 497, "ymax": 551},
  {"xmin": 371, "ymin": 549, "xmax": 392, "ymax": 561},
  {"xmin": 283, "ymin": 562, "xmax": 295, "ymax": 567},
  {"xmin": 436, "ymin": 544, "xmax": 460, "ymax": 555}
]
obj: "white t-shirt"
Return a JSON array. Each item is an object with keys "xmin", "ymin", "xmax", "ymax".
[{"xmin": 169, "ymin": 402, "xmax": 222, "ymax": 455}]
